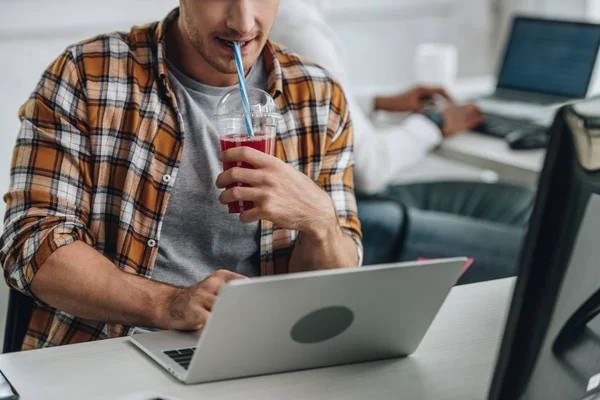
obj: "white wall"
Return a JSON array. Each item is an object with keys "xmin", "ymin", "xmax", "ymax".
[
  {"xmin": 538, "ymin": 0, "xmax": 588, "ymax": 17},
  {"xmin": 324, "ymin": 0, "xmax": 495, "ymax": 87},
  {"xmin": 585, "ymin": 0, "xmax": 600, "ymax": 20}
]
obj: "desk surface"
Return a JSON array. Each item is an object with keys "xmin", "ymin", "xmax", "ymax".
[
  {"xmin": 372, "ymin": 114, "xmax": 546, "ymax": 186},
  {"xmin": 0, "ymin": 278, "xmax": 515, "ymax": 400},
  {"xmin": 437, "ymin": 132, "xmax": 545, "ymax": 186}
]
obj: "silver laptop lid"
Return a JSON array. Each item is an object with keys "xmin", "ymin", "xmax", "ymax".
[{"xmin": 183, "ymin": 258, "xmax": 467, "ymax": 383}]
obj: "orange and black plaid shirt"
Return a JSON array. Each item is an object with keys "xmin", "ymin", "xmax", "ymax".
[{"xmin": 0, "ymin": 9, "xmax": 361, "ymax": 350}]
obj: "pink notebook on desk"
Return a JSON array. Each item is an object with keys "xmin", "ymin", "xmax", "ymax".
[{"xmin": 418, "ymin": 257, "xmax": 474, "ymax": 275}]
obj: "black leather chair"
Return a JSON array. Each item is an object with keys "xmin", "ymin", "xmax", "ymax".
[{"xmin": 3, "ymin": 289, "xmax": 33, "ymax": 353}]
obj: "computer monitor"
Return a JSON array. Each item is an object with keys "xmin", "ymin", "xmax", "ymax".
[
  {"xmin": 497, "ymin": 16, "xmax": 600, "ymax": 99},
  {"xmin": 488, "ymin": 97, "xmax": 600, "ymax": 399}
]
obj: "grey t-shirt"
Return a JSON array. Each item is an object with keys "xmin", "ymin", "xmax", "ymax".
[{"xmin": 151, "ymin": 57, "xmax": 269, "ymax": 287}]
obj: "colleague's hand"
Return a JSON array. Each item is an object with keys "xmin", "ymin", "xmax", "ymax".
[
  {"xmin": 216, "ymin": 147, "xmax": 339, "ymax": 240},
  {"xmin": 164, "ymin": 270, "xmax": 246, "ymax": 331},
  {"xmin": 440, "ymin": 104, "xmax": 485, "ymax": 136},
  {"xmin": 374, "ymin": 86, "xmax": 454, "ymax": 113}
]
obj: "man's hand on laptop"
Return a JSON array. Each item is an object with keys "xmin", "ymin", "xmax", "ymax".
[
  {"xmin": 164, "ymin": 270, "xmax": 247, "ymax": 331},
  {"xmin": 216, "ymin": 147, "xmax": 340, "ymax": 242},
  {"xmin": 440, "ymin": 104, "xmax": 485, "ymax": 136}
]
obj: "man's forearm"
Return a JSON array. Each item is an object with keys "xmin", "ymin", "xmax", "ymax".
[
  {"xmin": 374, "ymin": 95, "xmax": 393, "ymax": 112},
  {"xmin": 289, "ymin": 223, "xmax": 359, "ymax": 273},
  {"xmin": 30, "ymin": 241, "xmax": 176, "ymax": 329}
]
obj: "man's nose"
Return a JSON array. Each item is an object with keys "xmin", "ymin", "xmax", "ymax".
[{"xmin": 227, "ymin": 0, "xmax": 255, "ymax": 36}]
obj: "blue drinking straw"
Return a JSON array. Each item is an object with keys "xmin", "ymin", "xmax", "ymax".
[{"xmin": 233, "ymin": 42, "xmax": 254, "ymax": 137}]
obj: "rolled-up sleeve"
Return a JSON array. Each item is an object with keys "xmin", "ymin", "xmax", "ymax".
[
  {"xmin": 318, "ymin": 81, "xmax": 363, "ymax": 266},
  {"xmin": 0, "ymin": 49, "xmax": 94, "ymax": 299}
]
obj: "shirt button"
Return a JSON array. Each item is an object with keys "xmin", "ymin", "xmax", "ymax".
[
  {"xmin": 162, "ymin": 174, "xmax": 171, "ymax": 183},
  {"xmin": 147, "ymin": 239, "xmax": 157, "ymax": 248}
]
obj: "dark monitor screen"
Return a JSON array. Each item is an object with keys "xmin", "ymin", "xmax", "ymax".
[{"xmin": 497, "ymin": 17, "xmax": 600, "ymax": 98}]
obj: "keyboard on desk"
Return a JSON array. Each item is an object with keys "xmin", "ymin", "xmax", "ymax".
[
  {"xmin": 164, "ymin": 347, "xmax": 196, "ymax": 370},
  {"xmin": 475, "ymin": 113, "xmax": 547, "ymax": 138}
]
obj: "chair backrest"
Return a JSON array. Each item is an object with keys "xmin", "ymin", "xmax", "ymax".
[{"xmin": 3, "ymin": 289, "xmax": 33, "ymax": 353}]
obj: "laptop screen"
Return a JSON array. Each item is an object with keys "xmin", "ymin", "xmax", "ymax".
[{"xmin": 497, "ymin": 17, "xmax": 600, "ymax": 98}]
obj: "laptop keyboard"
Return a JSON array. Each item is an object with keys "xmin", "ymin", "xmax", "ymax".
[
  {"xmin": 475, "ymin": 113, "xmax": 547, "ymax": 138},
  {"xmin": 164, "ymin": 347, "xmax": 196, "ymax": 370}
]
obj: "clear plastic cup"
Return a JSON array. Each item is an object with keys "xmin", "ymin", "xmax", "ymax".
[{"xmin": 215, "ymin": 88, "xmax": 282, "ymax": 214}]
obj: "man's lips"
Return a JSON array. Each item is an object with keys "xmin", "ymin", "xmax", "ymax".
[{"xmin": 217, "ymin": 38, "xmax": 255, "ymax": 50}]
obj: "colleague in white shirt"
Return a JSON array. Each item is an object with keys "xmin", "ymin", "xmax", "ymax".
[{"xmin": 271, "ymin": 0, "xmax": 534, "ymax": 284}]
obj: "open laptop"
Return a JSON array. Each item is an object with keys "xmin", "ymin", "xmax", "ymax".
[
  {"xmin": 130, "ymin": 258, "xmax": 467, "ymax": 384},
  {"xmin": 475, "ymin": 16, "xmax": 600, "ymax": 141}
]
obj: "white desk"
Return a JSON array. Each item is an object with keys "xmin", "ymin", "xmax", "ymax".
[
  {"xmin": 377, "ymin": 131, "xmax": 545, "ymax": 187},
  {"xmin": 436, "ymin": 132, "xmax": 545, "ymax": 186},
  {"xmin": 0, "ymin": 278, "xmax": 515, "ymax": 400}
]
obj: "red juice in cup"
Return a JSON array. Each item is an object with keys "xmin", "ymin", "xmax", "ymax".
[
  {"xmin": 215, "ymin": 87, "xmax": 281, "ymax": 213},
  {"xmin": 220, "ymin": 132, "xmax": 276, "ymax": 213}
]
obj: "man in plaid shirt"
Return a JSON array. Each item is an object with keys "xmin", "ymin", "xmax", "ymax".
[{"xmin": 0, "ymin": 2, "xmax": 362, "ymax": 350}]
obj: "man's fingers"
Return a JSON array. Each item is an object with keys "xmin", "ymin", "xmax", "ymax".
[
  {"xmin": 472, "ymin": 115, "xmax": 485, "ymax": 127},
  {"xmin": 218, "ymin": 186, "xmax": 263, "ymax": 205},
  {"xmin": 468, "ymin": 115, "xmax": 485, "ymax": 129},
  {"xmin": 468, "ymin": 103, "xmax": 482, "ymax": 111},
  {"xmin": 173, "ymin": 271, "xmax": 247, "ymax": 331},
  {"xmin": 216, "ymin": 167, "xmax": 264, "ymax": 189},
  {"xmin": 466, "ymin": 104, "xmax": 482, "ymax": 114},
  {"xmin": 458, "ymin": 104, "xmax": 482, "ymax": 118},
  {"xmin": 188, "ymin": 308, "xmax": 210, "ymax": 330},
  {"xmin": 213, "ymin": 269, "xmax": 247, "ymax": 282},
  {"xmin": 220, "ymin": 146, "xmax": 274, "ymax": 168},
  {"xmin": 199, "ymin": 292, "xmax": 217, "ymax": 311},
  {"xmin": 422, "ymin": 87, "xmax": 455, "ymax": 103},
  {"xmin": 465, "ymin": 106, "xmax": 485, "ymax": 127},
  {"xmin": 239, "ymin": 207, "xmax": 262, "ymax": 224},
  {"xmin": 199, "ymin": 277, "xmax": 222, "ymax": 295},
  {"xmin": 468, "ymin": 105, "xmax": 484, "ymax": 121},
  {"xmin": 434, "ymin": 88, "xmax": 453, "ymax": 102},
  {"xmin": 201, "ymin": 270, "xmax": 247, "ymax": 295},
  {"xmin": 172, "ymin": 305, "xmax": 210, "ymax": 331},
  {"xmin": 473, "ymin": 108, "xmax": 485, "ymax": 121}
]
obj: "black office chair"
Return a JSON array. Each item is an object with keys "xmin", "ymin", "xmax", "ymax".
[{"xmin": 3, "ymin": 289, "xmax": 33, "ymax": 353}]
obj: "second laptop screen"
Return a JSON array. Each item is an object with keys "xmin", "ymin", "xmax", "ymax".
[{"xmin": 497, "ymin": 18, "xmax": 600, "ymax": 98}]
